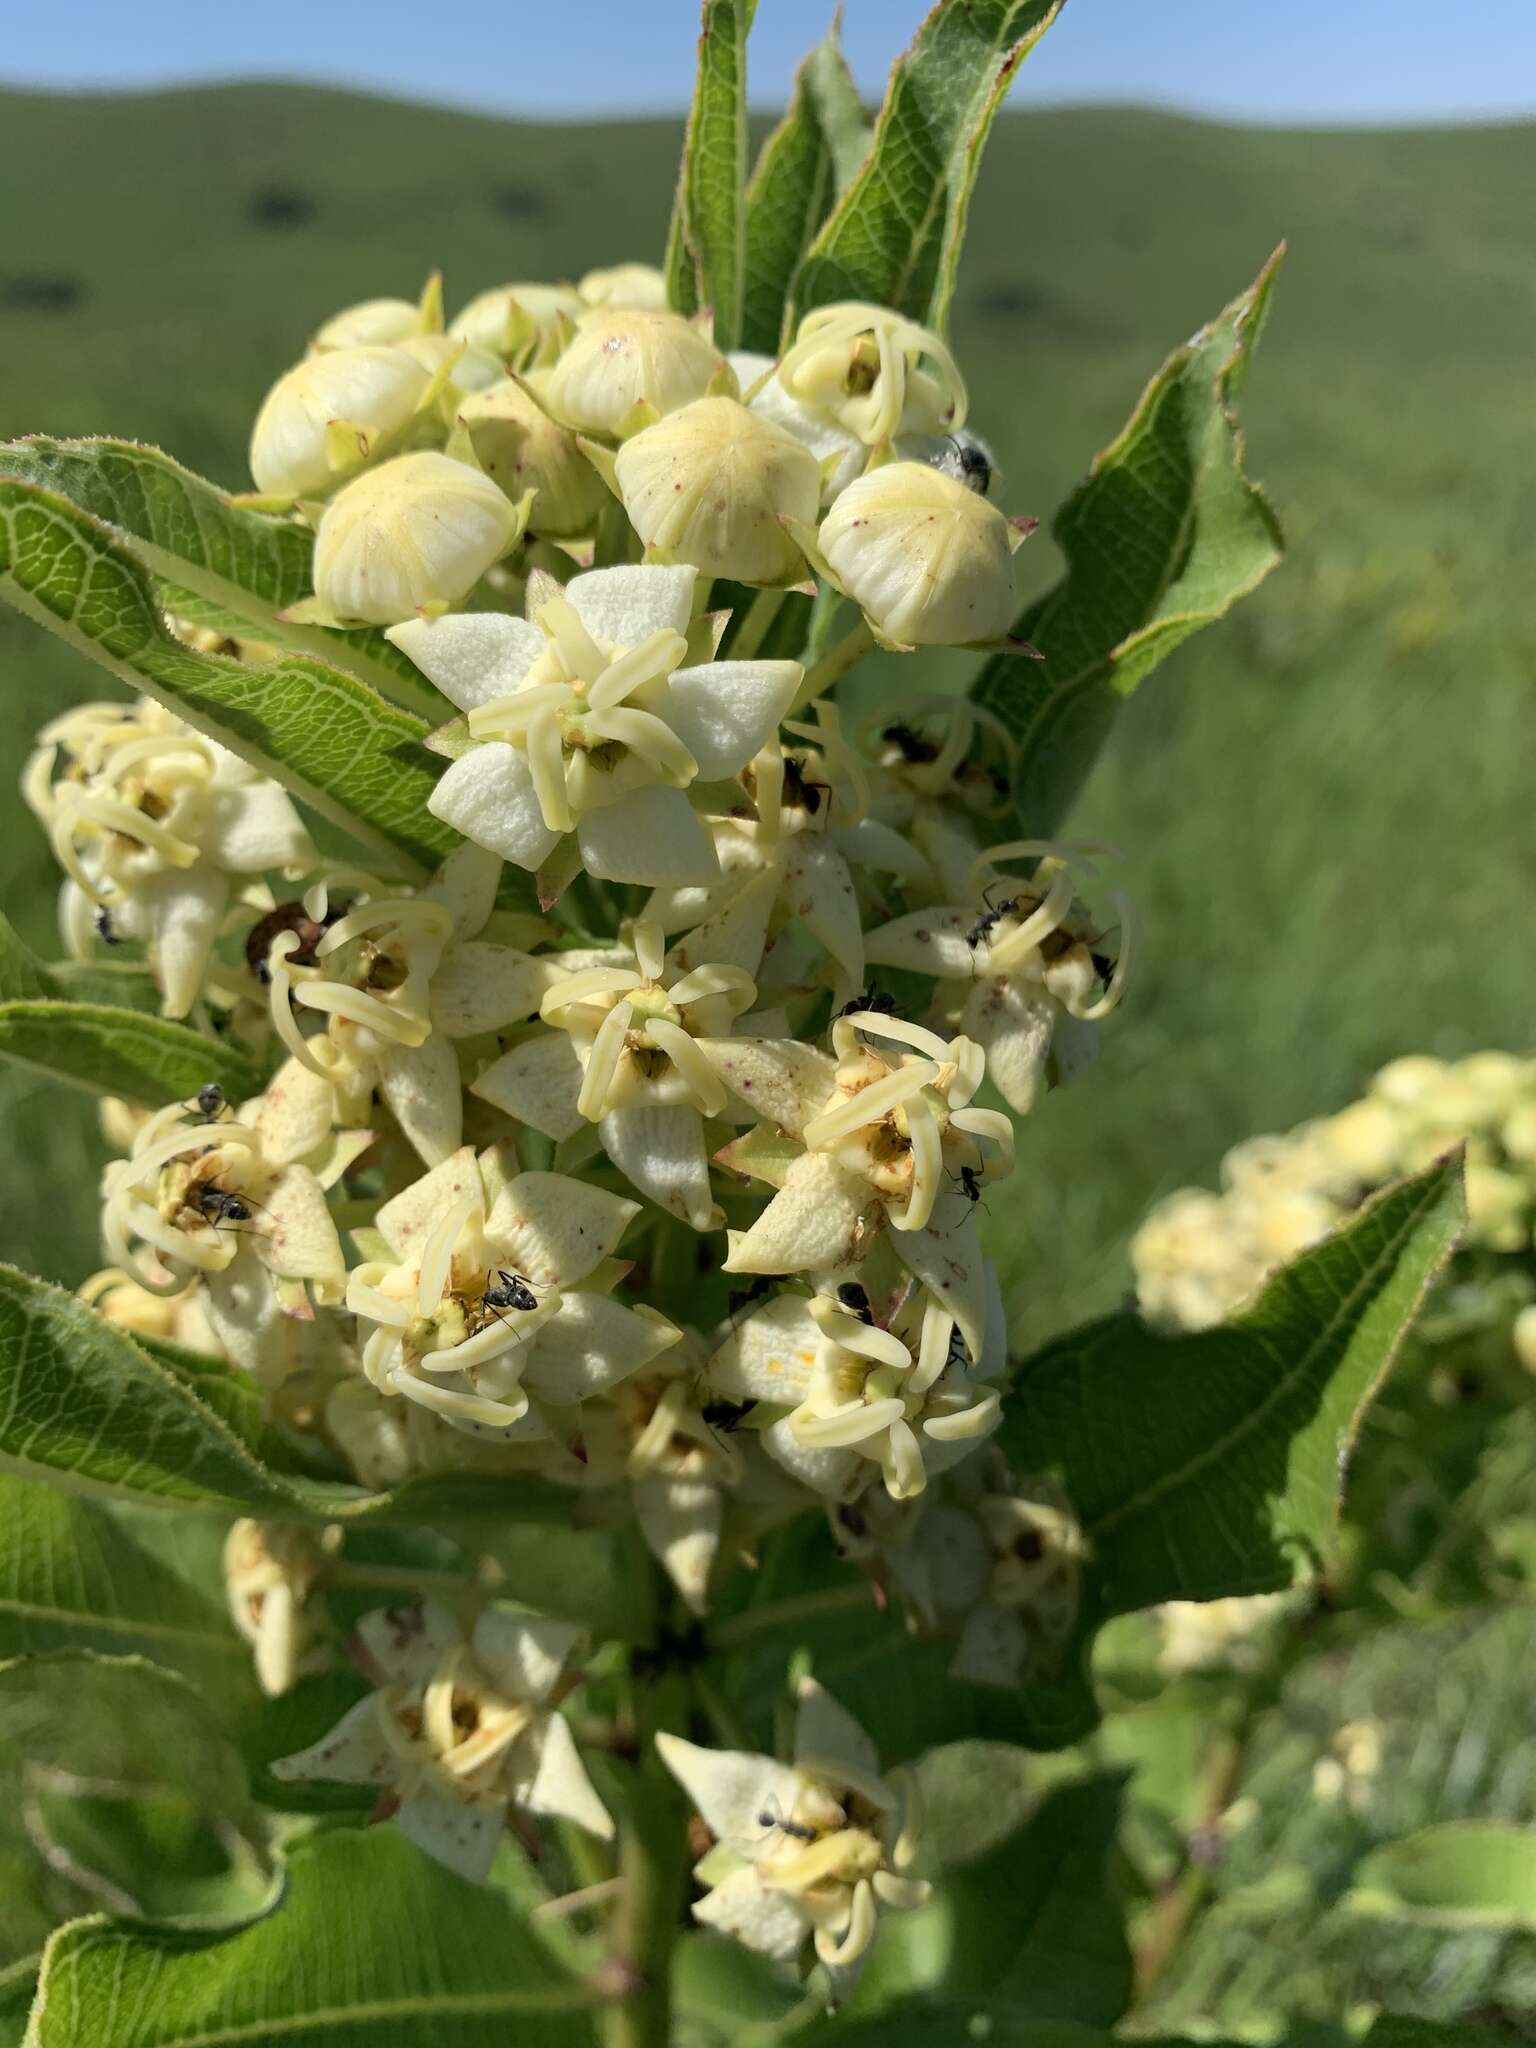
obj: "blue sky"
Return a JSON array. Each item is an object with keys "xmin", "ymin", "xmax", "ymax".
[{"xmin": 7, "ymin": 0, "xmax": 1536, "ymax": 124}]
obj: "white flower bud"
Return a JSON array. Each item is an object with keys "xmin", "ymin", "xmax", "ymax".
[
  {"xmin": 614, "ymin": 395, "xmax": 820, "ymax": 585},
  {"xmin": 399, "ymin": 332, "xmax": 503, "ymax": 394},
  {"xmin": 312, "ymin": 297, "xmax": 424, "ymax": 351},
  {"xmin": 1514, "ymin": 1304, "xmax": 1536, "ymax": 1375},
  {"xmin": 545, "ymin": 307, "xmax": 731, "ymax": 436},
  {"xmin": 313, "ymin": 451, "xmax": 523, "ymax": 625},
  {"xmin": 249, "ymin": 346, "xmax": 433, "ymax": 498},
  {"xmin": 456, "ymin": 376, "xmax": 608, "ymax": 538},
  {"xmin": 578, "ymin": 262, "xmax": 669, "ymax": 309},
  {"xmin": 778, "ymin": 301, "xmax": 966, "ymax": 447},
  {"xmin": 450, "ymin": 282, "xmax": 583, "ymax": 363},
  {"xmin": 818, "ymin": 461, "xmax": 1019, "ymax": 647}
]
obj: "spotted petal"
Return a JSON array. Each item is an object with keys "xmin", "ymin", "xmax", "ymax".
[
  {"xmin": 962, "ymin": 975, "xmax": 1056, "ymax": 1117},
  {"xmin": 865, "ymin": 904, "xmax": 978, "ymax": 978},
  {"xmin": 396, "ymin": 1789, "xmax": 504, "ymax": 1884},
  {"xmin": 471, "ymin": 1032, "xmax": 586, "ymax": 1140},
  {"xmin": 377, "ymin": 1033, "xmax": 464, "ymax": 1167},
  {"xmin": 521, "ymin": 1293, "xmax": 679, "ymax": 1402},
  {"xmin": 724, "ymin": 1151, "xmax": 875, "ymax": 1276},
  {"xmin": 484, "ymin": 1169, "xmax": 639, "ymax": 1288},
  {"xmin": 695, "ymin": 1039, "xmax": 837, "ymax": 1137},
  {"xmin": 254, "ymin": 1164, "xmax": 345, "ymax": 1295},
  {"xmin": 708, "ymin": 1292, "xmax": 821, "ymax": 1405},
  {"xmin": 269, "ymin": 1693, "xmax": 391, "ymax": 1789},
  {"xmin": 375, "ymin": 1146, "xmax": 484, "ymax": 1262},
  {"xmin": 431, "ymin": 942, "xmax": 551, "ymax": 1037}
]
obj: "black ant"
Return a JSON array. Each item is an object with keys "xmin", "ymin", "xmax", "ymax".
[
  {"xmin": 835, "ymin": 989, "xmax": 896, "ymax": 1021},
  {"xmin": 881, "ymin": 721, "xmax": 937, "ymax": 766},
  {"xmin": 701, "ymin": 1396, "xmax": 757, "ymax": 1434},
  {"xmin": 94, "ymin": 905, "xmax": 119, "ymax": 946},
  {"xmin": 836, "ymin": 1280, "xmax": 873, "ymax": 1323},
  {"xmin": 482, "ymin": 1268, "xmax": 539, "ymax": 1315},
  {"xmin": 1090, "ymin": 950, "xmax": 1117, "ymax": 987},
  {"xmin": 781, "ymin": 754, "xmax": 830, "ymax": 819},
  {"xmin": 757, "ymin": 1794, "xmax": 819, "ymax": 1844},
  {"xmin": 965, "ymin": 880, "xmax": 1027, "ymax": 951},
  {"xmin": 956, "ymin": 1165, "xmax": 985, "ymax": 1205},
  {"xmin": 191, "ymin": 1082, "xmax": 228, "ymax": 1122},
  {"xmin": 932, "ymin": 430, "xmax": 995, "ymax": 497}
]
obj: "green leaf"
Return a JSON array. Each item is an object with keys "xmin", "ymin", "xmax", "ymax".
[
  {"xmin": 0, "ymin": 1263, "xmax": 573, "ymax": 1528},
  {"xmin": 27, "ymin": 1827, "xmax": 596, "ymax": 2047},
  {"xmin": 1348, "ymin": 1823, "xmax": 1536, "ymax": 1931},
  {"xmin": 0, "ymin": 476, "xmax": 457, "ymax": 879},
  {"xmin": 741, "ymin": 16, "xmax": 868, "ymax": 352},
  {"xmin": 1000, "ymin": 1157, "xmax": 1464, "ymax": 1747},
  {"xmin": 32, "ymin": 960, "xmax": 163, "ymax": 1013},
  {"xmin": 809, "ymin": 2008, "xmax": 1111, "ymax": 2045},
  {"xmin": 971, "ymin": 250, "xmax": 1285, "ymax": 835},
  {"xmin": 0, "ymin": 917, "xmax": 49, "ymax": 1004},
  {"xmin": 664, "ymin": 0, "xmax": 755, "ymax": 349},
  {"xmin": 0, "ymin": 998, "xmax": 261, "ymax": 1105},
  {"xmin": 789, "ymin": 0, "xmax": 1064, "ymax": 332},
  {"xmin": 0, "ymin": 1958, "xmax": 37, "ymax": 2047},
  {"xmin": 0, "ymin": 438, "xmax": 439, "ymax": 715}
]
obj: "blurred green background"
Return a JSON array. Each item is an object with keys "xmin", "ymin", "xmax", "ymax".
[{"xmin": 2, "ymin": 85, "xmax": 1533, "ymax": 1332}]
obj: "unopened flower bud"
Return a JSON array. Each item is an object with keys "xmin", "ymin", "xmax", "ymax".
[
  {"xmin": 313, "ymin": 451, "xmax": 523, "ymax": 625},
  {"xmin": 778, "ymin": 301, "xmax": 966, "ymax": 446},
  {"xmin": 818, "ymin": 461, "xmax": 1019, "ymax": 647},
  {"xmin": 578, "ymin": 262, "xmax": 669, "ymax": 309},
  {"xmin": 456, "ymin": 376, "xmax": 607, "ymax": 538},
  {"xmin": 312, "ymin": 297, "xmax": 425, "ymax": 351},
  {"xmin": 399, "ymin": 332, "xmax": 503, "ymax": 394},
  {"xmin": 545, "ymin": 307, "xmax": 731, "ymax": 436},
  {"xmin": 249, "ymin": 346, "xmax": 433, "ymax": 498},
  {"xmin": 450, "ymin": 282, "xmax": 583, "ymax": 365},
  {"xmin": 615, "ymin": 395, "xmax": 819, "ymax": 585}
]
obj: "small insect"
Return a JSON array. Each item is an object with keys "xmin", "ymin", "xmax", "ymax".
[
  {"xmin": 193, "ymin": 1082, "xmax": 227, "ymax": 1121},
  {"xmin": 930, "ymin": 430, "xmax": 995, "ymax": 497},
  {"xmin": 965, "ymin": 902, "xmax": 1011, "ymax": 950},
  {"xmin": 188, "ymin": 1182, "xmax": 256, "ymax": 1231},
  {"xmin": 836, "ymin": 1280, "xmax": 873, "ymax": 1322},
  {"xmin": 482, "ymin": 1268, "xmax": 539, "ymax": 1315},
  {"xmin": 757, "ymin": 1794, "xmax": 819, "ymax": 1844},
  {"xmin": 93, "ymin": 905, "xmax": 119, "ymax": 946},
  {"xmin": 836, "ymin": 988, "xmax": 896, "ymax": 1020},
  {"xmin": 701, "ymin": 1396, "xmax": 757, "ymax": 1434},
  {"xmin": 880, "ymin": 721, "xmax": 937, "ymax": 766},
  {"xmin": 245, "ymin": 899, "xmax": 340, "ymax": 985},
  {"xmin": 1091, "ymin": 950, "xmax": 1117, "ymax": 986},
  {"xmin": 781, "ymin": 753, "xmax": 829, "ymax": 818},
  {"xmin": 957, "ymin": 1165, "xmax": 984, "ymax": 1205}
]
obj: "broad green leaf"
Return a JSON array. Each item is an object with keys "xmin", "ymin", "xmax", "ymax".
[
  {"xmin": 810, "ymin": 2008, "xmax": 1110, "ymax": 2045},
  {"xmin": 972, "ymin": 251, "xmax": 1285, "ymax": 834},
  {"xmin": 1348, "ymin": 1823, "xmax": 1536, "ymax": 1931},
  {"xmin": 849, "ymin": 1773, "xmax": 1131, "ymax": 2029},
  {"xmin": 27, "ymin": 1826, "xmax": 596, "ymax": 2047},
  {"xmin": 0, "ymin": 477, "xmax": 456, "ymax": 879},
  {"xmin": 0, "ymin": 1263, "xmax": 573, "ymax": 1528},
  {"xmin": 0, "ymin": 917, "xmax": 49, "ymax": 1004},
  {"xmin": 0, "ymin": 438, "xmax": 439, "ymax": 715},
  {"xmin": 998, "ymin": 1157, "xmax": 1463, "ymax": 1746},
  {"xmin": 0, "ymin": 998, "xmax": 261, "ymax": 1105},
  {"xmin": 789, "ymin": 0, "xmax": 1063, "ymax": 332},
  {"xmin": 0, "ymin": 1958, "xmax": 36, "ymax": 2047},
  {"xmin": 664, "ymin": 0, "xmax": 756, "ymax": 348},
  {"xmin": 32, "ymin": 959, "xmax": 163, "ymax": 1013},
  {"xmin": 741, "ymin": 17, "xmax": 869, "ymax": 352}
]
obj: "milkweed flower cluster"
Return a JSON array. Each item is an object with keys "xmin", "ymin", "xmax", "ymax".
[{"xmin": 31, "ymin": 256, "xmax": 1134, "ymax": 1982}]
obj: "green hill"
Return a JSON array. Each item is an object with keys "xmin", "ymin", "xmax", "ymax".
[{"xmin": 2, "ymin": 83, "xmax": 1533, "ymax": 1329}]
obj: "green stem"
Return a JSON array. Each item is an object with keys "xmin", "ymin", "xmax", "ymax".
[
  {"xmin": 790, "ymin": 619, "xmax": 876, "ymax": 710},
  {"xmin": 728, "ymin": 585, "xmax": 787, "ymax": 661},
  {"xmin": 709, "ymin": 1581, "xmax": 874, "ymax": 1652},
  {"xmin": 599, "ymin": 1668, "xmax": 690, "ymax": 2048}
]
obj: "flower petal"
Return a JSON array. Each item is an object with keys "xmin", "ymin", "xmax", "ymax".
[
  {"xmin": 250, "ymin": 1054, "xmax": 337, "ymax": 1168},
  {"xmin": 599, "ymin": 1104, "xmax": 721, "ymax": 1230},
  {"xmin": 270, "ymin": 1694, "xmax": 392, "ymax": 1788},
  {"xmin": 708, "ymin": 1292, "xmax": 820, "ymax": 1404},
  {"xmin": 635, "ymin": 1473, "xmax": 719, "ymax": 1615},
  {"xmin": 353, "ymin": 1598, "xmax": 464, "ymax": 1686},
  {"xmin": 962, "ymin": 975, "xmax": 1056, "ymax": 1117},
  {"xmin": 141, "ymin": 866, "xmax": 228, "ymax": 1020},
  {"xmin": 666, "ymin": 660, "xmax": 802, "ymax": 780},
  {"xmin": 723, "ymin": 1151, "xmax": 874, "ymax": 1276},
  {"xmin": 666, "ymin": 865, "xmax": 778, "ymax": 979},
  {"xmin": 693, "ymin": 1865, "xmax": 811, "ymax": 1962},
  {"xmin": 865, "ymin": 905, "xmax": 977, "ymax": 978},
  {"xmin": 484, "ymin": 1169, "xmax": 639, "ymax": 1288},
  {"xmin": 471, "ymin": 1606, "xmax": 586, "ymax": 1702},
  {"xmin": 894, "ymin": 1205, "xmax": 987, "ymax": 1363},
  {"xmin": 429, "ymin": 745, "xmax": 563, "ymax": 871},
  {"xmin": 694, "ymin": 1039, "xmax": 837, "ymax": 1137},
  {"xmin": 565, "ymin": 562, "xmax": 697, "ymax": 644},
  {"xmin": 203, "ymin": 782, "xmax": 313, "ymax": 874},
  {"xmin": 377, "ymin": 1032, "xmax": 464, "ymax": 1167},
  {"xmin": 431, "ymin": 942, "xmax": 550, "ymax": 1037},
  {"xmin": 576, "ymin": 786, "xmax": 718, "ymax": 887},
  {"xmin": 783, "ymin": 837, "xmax": 862, "ymax": 1003},
  {"xmin": 375, "ymin": 1147, "xmax": 483, "ymax": 1262},
  {"xmin": 521, "ymin": 1293, "xmax": 678, "ymax": 1402},
  {"xmin": 471, "ymin": 1033, "xmax": 586, "ymax": 1141},
  {"xmin": 507, "ymin": 1712, "xmax": 615, "ymax": 1838},
  {"xmin": 793, "ymin": 1678, "xmax": 880, "ymax": 1782},
  {"xmin": 419, "ymin": 839, "xmax": 503, "ymax": 938},
  {"xmin": 396, "ymin": 1789, "xmax": 504, "ymax": 1883},
  {"xmin": 759, "ymin": 1416, "xmax": 868, "ymax": 1501},
  {"xmin": 388, "ymin": 612, "xmax": 546, "ymax": 711},
  {"xmin": 655, "ymin": 1733, "xmax": 802, "ymax": 1853},
  {"xmin": 254, "ymin": 1165, "xmax": 345, "ymax": 1293}
]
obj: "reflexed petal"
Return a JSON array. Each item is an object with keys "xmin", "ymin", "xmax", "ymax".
[
  {"xmin": 396, "ymin": 1789, "xmax": 504, "ymax": 1883},
  {"xmin": 708, "ymin": 1292, "xmax": 821, "ymax": 1404},
  {"xmin": 576, "ymin": 786, "xmax": 718, "ymax": 887},
  {"xmin": 692, "ymin": 1865, "xmax": 810, "ymax": 1961},
  {"xmin": 724, "ymin": 1151, "xmax": 874, "ymax": 1276},
  {"xmin": 431, "ymin": 942, "xmax": 550, "ymax": 1037},
  {"xmin": 599, "ymin": 1104, "xmax": 720, "ymax": 1229},
  {"xmin": 865, "ymin": 905, "xmax": 977, "ymax": 978},
  {"xmin": 894, "ymin": 1206, "xmax": 987, "ymax": 1362},
  {"xmin": 793, "ymin": 1679, "xmax": 880, "ymax": 1781},
  {"xmin": 565, "ymin": 562, "xmax": 696, "ymax": 644},
  {"xmin": 950, "ymin": 1599, "xmax": 1029, "ymax": 1688},
  {"xmin": 507, "ymin": 1712, "xmax": 614, "ymax": 1838},
  {"xmin": 666, "ymin": 866, "xmax": 778, "ymax": 978},
  {"xmin": 655, "ymin": 1733, "xmax": 802, "ymax": 1852},
  {"xmin": 354, "ymin": 1598, "xmax": 463, "ymax": 1686},
  {"xmin": 203, "ymin": 781, "xmax": 313, "ymax": 874},
  {"xmin": 759, "ymin": 1415, "xmax": 867, "ymax": 1501},
  {"xmin": 420, "ymin": 839, "xmax": 503, "ymax": 938},
  {"xmin": 254, "ymin": 1165, "xmax": 345, "ymax": 1292},
  {"xmin": 694, "ymin": 1039, "xmax": 837, "ymax": 1136},
  {"xmin": 376, "ymin": 1146, "xmax": 483, "ymax": 1262},
  {"xmin": 471, "ymin": 1033, "xmax": 586, "ymax": 1140},
  {"xmin": 666, "ymin": 661, "xmax": 802, "ymax": 779},
  {"xmin": 484, "ymin": 1169, "xmax": 639, "ymax": 1287},
  {"xmin": 471, "ymin": 1607, "xmax": 585, "ymax": 1702},
  {"xmin": 783, "ymin": 837, "xmax": 862, "ymax": 1002},
  {"xmin": 250, "ymin": 1055, "xmax": 336, "ymax": 1167},
  {"xmin": 635, "ymin": 1473, "xmax": 719, "ymax": 1614},
  {"xmin": 962, "ymin": 976, "xmax": 1056, "ymax": 1117},
  {"xmin": 429, "ymin": 745, "xmax": 563, "ymax": 871},
  {"xmin": 388, "ymin": 611, "xmax": 546, "ymax": 710},
  {"xmin": 142, "ymin": 866, "xmax": 228, "ymax": 1019},
  {"xmin": 378, "ymin": 1033, "xmax": 464, "ymax": 1167},
  {"xmin": 270, "ymin": 1694, "xmax": 391, "ymax": 1787},
  {"xmin": 521, "ymin": 1293, "xmax": 678, "ymax": 1402}
]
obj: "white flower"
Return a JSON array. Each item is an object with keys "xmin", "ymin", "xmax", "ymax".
[
  {"xmin": 26, "ymin": 698, "xmax": 314, "ymax": 1018},
  {"xmin": 223, "ymin": 1519, "xmax": 334, "ymax": 1696},
  {"xmin": 545, "ymin": 306, "xmax": 731, "ymax": 436},
  {"xmin": 707, "ymin": 1279, "xmax": 1004, "ymax": 1504},
  {"xmin": 347, "ymin": 1145, "xmax": 678, "ymax": 1439},
  {"xmin": 775, "ymin": 303, "xmax": 964, "ymax": 449},
  {"xmin": 472, "ymin": 917, "xmax": 755, "ymax": 1230},
  {"xmin": 614, "ymin": 396, "xmax": 820, "ymax": 586},
  {"xmin": 865, "ymin": 841, "xmax": 1129, "ymax": 1118},
  {"xmin": 391, "ymin": 563, "xmax": 801, "ymax": 890},
  {"xmin": 262, "ymin": 841, "xmax": 554, "ymax": 1167},
  {"xmin": 656, "ymin": 1680, "xmax": 928, "ymax": 1978},
  {"xmin": 248, "ymin": 345, "xmax": 435, "ymax": 498},
  {"xmin": 577, "ymin": 262, "xmax": 670, "ymax": 310},
  {"xmin": 272, "ymin": 1600, "xmax": 612, "ymax": 1881},
  {"xmin": 817, "ymin": 461, "xmax": 1022, "ymax": 649},
  {"xmin": 312, "ymin": 451, "xmax": 525, "ymax": 625}
]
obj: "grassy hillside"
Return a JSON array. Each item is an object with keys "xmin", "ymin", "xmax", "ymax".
[{"xmin": 2, "ymin": 83, "xmax": 1533, "ymax": 1334}]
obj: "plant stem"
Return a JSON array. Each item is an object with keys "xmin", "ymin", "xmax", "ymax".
[
  {"xmin": 599, "ymin": 1669, "xmax": 690, "ymax": 2048},
  {"xmin": 728, "ymin": 585, "xmax": 787, "ymax": 661},
  {"xmin": 791, "ymin": 619, "xmax": 875, "ymax": 710},
  {"xmin": 709, "ymin": 1580, "xmax": 875, "ymax": 1652}
]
